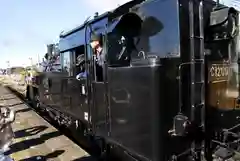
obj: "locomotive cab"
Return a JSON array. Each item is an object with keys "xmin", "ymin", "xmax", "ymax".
[{"xmin": 37, "ymin": 0, "xmax": 240, "ymax": 161}]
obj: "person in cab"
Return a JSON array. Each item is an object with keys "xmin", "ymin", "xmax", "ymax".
[
  {"xmin": 76, "ymin": 54, "xmax": 87, "ymax": 80},
  {"xmin": 90, "ymin": 33, "xmax": 104, "ymax": 67},
  {"xmin": 76, "ymin": 33, "xmax": 104, "ymax": 81}
]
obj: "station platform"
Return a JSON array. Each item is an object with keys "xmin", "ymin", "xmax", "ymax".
[{"xmin": 0, "ymin": 85, "xmax": 92, "ymax": 161}]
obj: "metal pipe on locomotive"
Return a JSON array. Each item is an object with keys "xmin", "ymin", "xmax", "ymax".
[{"xmin": 25, "ymin": 0, "xmax": 240, "ymax": 160}]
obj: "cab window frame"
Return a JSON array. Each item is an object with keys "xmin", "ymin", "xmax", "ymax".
[
  {"xmin": 60, "ymin": 45, "xmax": 87, "ymax": 78},
  {"xmin": 106, "ymin": 0, "xmax": 181, "ymax": 67},
  {"xmin": 74, "ymin": 45, "xmax": 86, "ymax": 78},
  {"xmin": 61, "ymin": 51, "xmax": 73, "ymax": 76}
]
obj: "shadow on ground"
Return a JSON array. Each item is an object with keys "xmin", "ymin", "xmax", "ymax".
[
  {"xmin": 72, "ymin": 153, "xmax": 122, "ymax": 161},
  {"xmin": 72, "ymin": 156, "xmax": 98, "ymax": 161},
  {"xmin": 6, "ymin": 102, "xmax": 25, "ymax": 108},
  {"xmin": 0, "ymin": 97, "xmax": 17, "ymax": 101},
  {"xmin": 15, "ymin": 107, "xmax": 32, "ymax": 113},
  {"xmin": 14, "ymin": 125, "xmax": 48, "ymax": 139},
  {"xmin": 5, "ymin": 131, "xmax": 62, "ymax": 155},
  {"xmin": 5, "ymin": 86, "xmax": 25, "ymax": 100},
  {"xmin": 18, "ymin": 150, "xmax": 65, "ymax": 161},
  {"xmin": 0, "ymin": 103, "xmax": 25, "ymax": 109}
]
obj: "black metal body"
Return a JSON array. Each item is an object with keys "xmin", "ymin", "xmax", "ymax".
[{"xmin": 27, "ymin": 0, "xmax": 240, "ymax": 160}]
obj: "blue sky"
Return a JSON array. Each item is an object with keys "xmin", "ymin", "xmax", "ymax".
[
  {"xmin": 0, "ymin": 0, "xmax": 238, "ymax": 68},
  {"xmin": 0, "ymin": 0, "xmax": 129, "ymax": 68}
]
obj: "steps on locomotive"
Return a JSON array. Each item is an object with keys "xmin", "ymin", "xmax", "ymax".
[{"xmin": 0, "ymin": 85, "xmax": 91, "ymax": 161}]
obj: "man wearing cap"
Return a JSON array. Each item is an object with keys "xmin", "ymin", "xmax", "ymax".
[
  {"xmin": 90, "ymin": 33, "xmax": 104, "ymax": 66},
  {"xmin": 90, "ymin": 33, "xmax": 104, "ymax": 81},
  {"xmin": 76, "ymin": 33, "xmax": 104, "ymax": 81},
  {"xmin": 76, "ymin": 54, "xmax": 87, "ymax": 80}
]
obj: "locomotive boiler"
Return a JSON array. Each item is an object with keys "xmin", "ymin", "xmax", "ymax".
[{"xmin": 25, "ymin": 0, "xmax": 240, "ymax": 160}]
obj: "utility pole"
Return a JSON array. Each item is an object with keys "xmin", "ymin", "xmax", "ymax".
[
  {"xmin": 6, "ymin": 61, "xmax": 10, "ymax": 68},
  {"xmin": 29, "ymin": 57, "xmax": 33, "ymax": 66},
  {"xmin": 5, "ymin": 61, "xmax": 10, "ymax": 75},
  {"xmin": 37, "ymin": 53, "xmax": 40, "ymax": 67}
]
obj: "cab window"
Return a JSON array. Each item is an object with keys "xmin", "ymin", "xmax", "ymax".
[
  {"xmin": 75, "ymin": 45, "xmax": 86, "ymax": 80},
  {"xmin": 61, "ymin": 51, "xmax": 72, "ymax": 75},
  {"xmin": 107, "ymin": 0, "xmax": 180, "ymax": 67},
  {"xmin": 48, "ymin": 54, "xmax": 61, "ymax": 72},
  {"xmin": 107, "ymin": 13, "xmax": 142, "ymax": 67}
]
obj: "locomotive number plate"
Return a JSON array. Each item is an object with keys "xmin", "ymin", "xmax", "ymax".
[{"xmin": 209, "ymin": 64, "xmax": 230, "ymax": 82}]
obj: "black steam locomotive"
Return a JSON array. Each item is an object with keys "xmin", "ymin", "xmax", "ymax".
[{"xmin": 26, "ymin": 0, "xmax": 240, "ymax": 160}]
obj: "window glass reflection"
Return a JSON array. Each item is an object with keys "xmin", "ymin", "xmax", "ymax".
[
  {"xmin": 107, "ymin": 0, "xmax": 180, "ymax": 67},
  {"xmin": 226, "ymin": 17, "xmax": 240, "ymax": 98},
  {"xmin": 137, "ymin": 0, "xmax": 180, "ymax": 57},
  {"xmin": 62, "ymin": 51, "xmax": 71, "ymax": 73}
]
